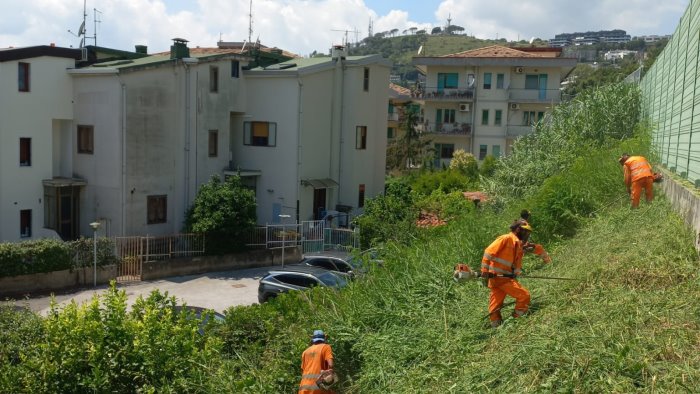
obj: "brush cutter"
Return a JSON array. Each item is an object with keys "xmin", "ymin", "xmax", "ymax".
[{"xmin": 453, "ymin": 264, "xmax": 581, "ymax": 282}]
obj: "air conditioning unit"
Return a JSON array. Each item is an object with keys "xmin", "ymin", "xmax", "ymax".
[
  {"xmin": 514, "ymin": 66, "xmax": 524, "ymax": 74},
  {"xmin": 458, "ymin": 103, "xmax": 470, "ymax": 112},
  {"xmin": 510, "ymin": 103, "xmax": 520, "ymax": 110}
]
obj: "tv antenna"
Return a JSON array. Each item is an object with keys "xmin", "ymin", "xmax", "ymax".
[
  {"xmin": 331, "ymin": 28, "xmax": 360, "ymax": 47},
  {"xmin": 67, "ymin": 0, "xmax": 101, "ymax": 47},
  {"xmin": 248, "ymin": 0, "xmax": 254, "ymax": 44}
]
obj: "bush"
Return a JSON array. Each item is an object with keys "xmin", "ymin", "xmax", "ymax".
[
  {"xmin": 0, "ymin": 239, "xmax": 72, "ymax": 277},
  {"xmin": 353, "ymin": 182, "xmax": 417, "ymax": 248},
  {"xmin": 411, "ymin": 169, "xmax": 472, "ymax": 196},
  {"xmin": 185, "ymin": 175, "xmax": 257, "ymax": 254},
  {"xmin": 69, "ymin": 237, "xmax": 119, "ymax": 268},
  {"xmin": 449, "ymin": 149, "xmax": 479, "ymax": 180},
  {"xmin": 479, "ymin": 154, "xmax": 498, "ymax": 177}
]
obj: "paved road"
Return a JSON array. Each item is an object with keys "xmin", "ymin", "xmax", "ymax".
[{"xmin": 4, "ymin": 265, "xmax": 282, "ymax": 316}]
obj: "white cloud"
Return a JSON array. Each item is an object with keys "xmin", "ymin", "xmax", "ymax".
[{"xmin": 0, "ymin": 0, "xmax": 689, "ymax": 55}]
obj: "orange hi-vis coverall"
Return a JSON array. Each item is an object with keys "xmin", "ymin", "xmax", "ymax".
[
  {"xmin": 481, "ymin": 232, "xmax": 531, "ymax": 324},
  {"xmin": 622, "ymin": 156, "xmax": 654, "ymax": 208},
  {"xmin": 299, "ymin": 343, "xmax": 334, "ymax": 394}
]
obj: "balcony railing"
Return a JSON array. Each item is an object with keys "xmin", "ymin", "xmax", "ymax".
[
  {"xmin": 506, "ymin": 125, "xmax": 535, "ymax": 137},
  {"xmin": 412, "ymin": 86, "xmax": 475, "ymax": 101},
  {"xmin": 508, "ymin": 88, "xmax": 562, "ymax": 103},
  {"xmin": 388, "ymin": 112, "xmax": 400, "ymax": 121},
  {"xmin": 417, "ymin": 122, "xmax": 472, "ymax": 135}
]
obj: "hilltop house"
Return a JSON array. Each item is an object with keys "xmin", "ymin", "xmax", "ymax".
[
  {"xmin": 0, "ymin": 45, "xmax": 82, "ymax": 242},
  {"xmin": 412, "ymin": 45, "xmax": 577, "ymax": 166},
  {"xmin": 233, "ymin": 47, "xmax": 391, "ymax": 224}
]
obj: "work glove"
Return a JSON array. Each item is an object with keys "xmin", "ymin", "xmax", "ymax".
[{"xmin": 541, "ymin": 252, "xmax": 552, "ymax": 264}]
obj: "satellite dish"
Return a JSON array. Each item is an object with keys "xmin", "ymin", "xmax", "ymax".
[
  {"xmin": 78, "ymin": 21, "xmax": 86, "ymax": 36},
  {"xmin": 79, "ymin": 37, "xmax": 85, "ymax": 48}
]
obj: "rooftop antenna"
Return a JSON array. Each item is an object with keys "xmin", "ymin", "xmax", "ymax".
[
  {"xmin": 331, "ymin": 28, "xmax": 360, "ymax": 47},
  {"xmin": 67, "ymin": 0, "xmax": 88, "ymax": 47},
  {"xmin": 446, "ymin": 13, "xmax": 452, "ymax": 34},
  {"xmin": 368, "ymin": 17, "xmax": 373, "ymax": 38},
  {"xmin": 248, "ymin": 0, "xmax": 253, "ymax": 44},
  {"xmin": 92, "ymin": 7, "xmax": 102, "ymax": 46}
]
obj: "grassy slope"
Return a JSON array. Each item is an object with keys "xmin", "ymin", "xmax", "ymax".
[{"xmin": 344, "ymin": 197, "xmax": 700, "ymax": 392}]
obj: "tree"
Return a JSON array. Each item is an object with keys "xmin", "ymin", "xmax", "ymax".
[
  {"xmin": 446, "ymin": 25, "xmax": 465, "ymax": 35},
  {"xmin": 480, "ymin": 154, "xmax": 498, "ymax": 177},
  {"xmin": 390, "ymin": 28, "xmax": 399, "ymax": 37},
  {"xmin": 185, "ymin": 175, "xmax": 257, "ymax": 253},
  {"xmin": 409, "ymin": 27, "xmax": 418, "ymax": 35},
  {"xmin": 431, "ymin": 27, "xmax": 442, "ymax": 35},
  {"xmin": 386, "ymin": 104, "xmax": 433, "ymax": 173}
]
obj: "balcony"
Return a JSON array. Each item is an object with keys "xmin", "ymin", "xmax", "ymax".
[
  {"xmin": 506, "ymin": 125, "xmax": 534, "ymax": 137},
  {"xmin": 508, "ymin": 88, "xmax": 562, "ymax": 103},
  {"xmin": 417, "ymin": 122, "xmax": 472, "ymax": 135},
  {"xmin": 388, "ymin": 112, "xmax": 400, "ymax": 121},
  {"xmin": 412, "ymin": 86, "xmax": 475, "ymax": 101}
]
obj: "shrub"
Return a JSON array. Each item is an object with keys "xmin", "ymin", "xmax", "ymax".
[
  {"xmin": 479, "ymin": 154, "xmax": 498, "ymax": 177},
  {"xmin": 411, "ymin": 169, "xmax": 472, "ymax": 196},
  {"xmin": 353, "ymin": 182, "xmax": 417, "ymax": 248},
  {"xmin": 69, "ymin": 237, "xmax": 119, "ymax": 268},
  {"xmin": 185, "ymin": 175, "xmax": 257, "ymax": 254},
  {"xmin": 0, "ymin": 239, "xmax": 72, "ymax": 277},
  {"xmin": 449, "ymin": 149, "xmax": 479, "ymax": 180}
]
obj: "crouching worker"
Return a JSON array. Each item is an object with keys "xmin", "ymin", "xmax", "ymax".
[
  {"xmin": 481, "ymin": 219, "xmax": 535, "ymax": 328},
  {"xmin": 299, "ymin": 330, "xmax": 337, "ymax": 394},
  {"xmin": 619, "ymin": 153, "xmax": 654, "ymax": 208}
]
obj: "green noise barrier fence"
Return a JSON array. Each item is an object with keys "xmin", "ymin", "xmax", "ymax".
[{"xmin": 641, "ymin": 0, "xmax": 700, "ymax": 187}]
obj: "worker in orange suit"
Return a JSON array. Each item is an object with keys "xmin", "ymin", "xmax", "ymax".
[
  {"xmin": 299, "ymin": 330, "xmax": 335, "ymax": 394},
  {"xmin": 619, "ymin": 153, "xmax": 654, "ymax": 208},
  {"xmin": 481, "ymin": 219, "xmax": 543, "ymax": 328}
]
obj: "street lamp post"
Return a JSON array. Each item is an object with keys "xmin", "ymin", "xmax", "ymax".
[
  {"xmin": 278, "ymin": 214, "xmax": 291, "ymax": 268},
  {"xmin": 89, "ymin": 221, "xmax": 101, "ymax": 287}
]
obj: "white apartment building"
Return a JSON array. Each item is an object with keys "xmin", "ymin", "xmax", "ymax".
[
  {"xmin": 412, "ymin": 45, "xmax": 577, "ymax": 166},
  {"xmin": 234, "ymin": 47, "xmax": 391, "ymax": 224},
  {"xmin": 0, "ymin": 46, "xmax": 81, "ymax": 242}
]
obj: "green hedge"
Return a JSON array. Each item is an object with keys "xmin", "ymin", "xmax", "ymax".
[{"xmin": 0, "ymin": 237, "xmax": 118, "ymax": 278}]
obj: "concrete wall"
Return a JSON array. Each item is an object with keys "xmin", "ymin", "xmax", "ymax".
[
  {"xmin": 0, "ymin": 265, "xmax": 117, "ymax": 298},
  {"xmin": 0, "ymin": 246, "xmax": 301, "ymax": 297},
  {"xmin": 658, "ymin": 169, "xmax": 700, "ymax": 252}
]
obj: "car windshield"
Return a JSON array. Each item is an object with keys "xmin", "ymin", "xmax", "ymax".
[{"xmin": 318, "ymin": 271, "xmax": 348, "ymax": 287}]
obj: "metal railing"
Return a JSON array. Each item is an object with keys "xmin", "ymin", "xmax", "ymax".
[
  {"xmin": 412, "ymin": 86, "xmax": 475, "ymax": 100},
  {"xmin": 417, "ymin": 122, "xmax": 472, "ymax": 135},
  {"xmin": 388, "ymin": 112, "xmax": 400, "ymax": 121},
  {"xmin": 508, "ymin": 88, "xmax": 561, "ymax": 102},
  {"xmin": 246, "ymin": 221, "xmax": 359, "ymax": 254},
  {"xmin": 506, "ymin": 125, "xmax": 535, "ymax": 137}
]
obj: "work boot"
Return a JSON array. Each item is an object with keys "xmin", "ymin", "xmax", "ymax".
[
  {"xmin": 490, "ymin": 319, "xmax": 502, "ymax": 328},
  {"xmin": 512, "ymin": 309, "xmax": 527, "ymax": 318}
]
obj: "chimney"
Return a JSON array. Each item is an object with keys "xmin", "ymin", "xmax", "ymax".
[
  {"xmin": 135, "ymin": 45, "xmax": 148, "ymax": 54},
  {"xmin": 331, "ymin": 45, "xmax": 346, "ymax": 61},
  {"xmin": 170, "ymin": 38, "xmax": 190, "ymax": 59}
]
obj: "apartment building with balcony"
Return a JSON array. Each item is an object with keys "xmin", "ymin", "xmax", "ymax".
[{"xmin": 412, "ymin": 45, "xmax": 576, "ymax": 166}]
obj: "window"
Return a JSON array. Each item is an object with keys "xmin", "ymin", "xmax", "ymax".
[
  {"xmin": 436, "ymin": 108, "xmax": 456, "ymax": 124},
  {"xmin": 479, "ymin": 145, "xmax": 488, "ymax": 160},
  {"xmin": 483, "ymin": 72, "xmax": 492, "ymax": 89},
  {"xmin": 437, "ymin": 73, "xmax": 459, "ymax": 89},
  {"xmin": 77, "ymin": 125, "xmax": 94, "ymax": 154},
  {"xmin": 494, "ymin": 110, "xmax": 503, "ymax": 126},
  {"xmin": 525, "ymin": 74, "xmax": 539, "ymax": 90},
  {"xmin": 387, "ymin": 127, "xmax": 395, "ymax": 139},
  {"xmin": 356, "ymin": 126, "xmax": 367, "ymax": 150},
  {"xmin": 276, "ymin": 274, "xmax": 319, "ymax": 288},
  {"xmin": 523, "ymin": 111, "xmax": 546, "ymax": 125},
  {"xmin": 492, "ymin": 145, "xmax": 501, "ymax": 158},
  {"xmin": 210, "ymin": 66, "xmax": 219, "ymax": 92},
  {"xmin": 496, "ymin": 73, "xmax": 504, "ymax": 89},
  {"xmin": 388, "ymin": 103, "xmax": 394, "ymax": 114},
  {"xmin": 244, "ymin": 121, "xmax": 277, "ymax": 147},
  {"xmin": 231, "ymin": 60, "xmax": 240, "ymax": 78},
  {"xmin": 436, "ymin": 143, "xmax": 455, "ymax": 158},
  {"xmin": 19, "ymin": 138, "xmax": 31, "ymax": 166},
  {"xmin": 18, "ymin": 62, "xmax": 29, "ymax": 92},
  {"xmin": 147, "ymin": 195, "xmax": 167, "ymax": 224},
  {"xmin": 481, "ymin": 110, "xmax": 489, "ymax": 126},
  {"xmin": 358, "ymin": 184, "xmax": 366, "ymax": 208},
  {"xmin": 467, "ymin": 74, "xmax": 476, "ymax": 88},
  {"xmin": 20, "ymin": 210, "xmax": 31, "ymax": 238},
  {"xmin": 208, "ymin": 130, "xmax": 218, "ymax": 157},
  {"xmin": 363, "ymin": 67, "xmax": 370, "ymax": 91}
]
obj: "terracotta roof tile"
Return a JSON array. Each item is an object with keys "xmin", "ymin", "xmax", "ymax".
[
  {"xmin": 443, "ymin": 45, "xmax": 543, "ymax": 59},
  {"xmin": 389, "ymin": 83, "xmax": 411, "ymax": 96}
]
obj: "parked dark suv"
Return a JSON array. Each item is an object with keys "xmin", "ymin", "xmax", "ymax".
[
  {"xmin": 294, "ymin": 255, "xmax": 365, "ymax": 278},
  {"xmin": 257, "ymin": 266, "xmax": 348, "ymax": 303}
]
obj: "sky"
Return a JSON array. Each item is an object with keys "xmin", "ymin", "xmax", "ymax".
[{"xmin": 0, "ymin": 0, "xmax": 689, "ymax": 56}]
